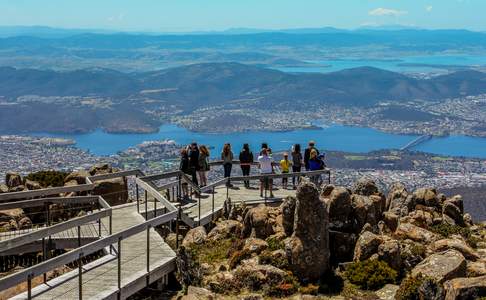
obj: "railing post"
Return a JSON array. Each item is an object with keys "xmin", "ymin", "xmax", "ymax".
[
  {"xmin": 264, "ymin": 176, "xmax": 268, "ymax": 205},
  {"xmin": 27, "ymin": 274, "xmax": 32, "ymax": 300},
  {"xmin": 145, "ymin": 190, "xmax": 148, "ymax": 220},
  {"xmin": 212, "ymin": 186, "xmax": 215, "ymax": 221},
  {"xmin": 146, "ymin": 225, "xmax": 150, "ymax": 286},
  {"xmin": 176, "ymin": 206, "xmax": 181, "ymax": 249},
  {"xmin": 78, "ymin": 253, "xmax": 83, "ymax": 300},
  {"xmin": 136, "ymin": 181, "xmax": 140, "ymax": 213},
  {"xmin": 109, "ymin": 215, "xmax": 113, "ymax": 254},
  {"xmin": 117, "ymin": 237, "xmax": 122, "ymax": 300},
  {"xmin": 42, "ymin": 237, "xmax": 47, "ymax": 283},
  {"xmin": 98, "ymin": 218, "xmax": 102, "ymax": 237},
  {"xmin": 198, "ymin": 192, "xmax": 201, "ymax": 226},
  {"xmin": 78, "ymin": 225, "xmax": 81, "ymax": 247},
  {"xmin": 154, "ymin": 197, "xmax": 157, "ymax": 218}
]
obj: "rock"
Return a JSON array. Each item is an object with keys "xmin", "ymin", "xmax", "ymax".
[
  {"xmin": 408, "ymin": 209, "xmax": 434, "ymax": 228},
  {"xmin": 207, "ymin": 220, "xmax": 242, "ymax": 241},
  {"xmin": 8, "ymin": 185, "xmax": 25, "ymax": 192},
  {"xmin": 353, "ymin": 177, "xmax": 379, "ymax": 196},
  {"xmin": 17, "ymin": 217, "xmax": 32, "ymax": 229},
  {"xmin": 413, "ymin": 188, "xmax": 439, "ymax": 208},
  {"xmin": 353, "ymin": 231, "xmax": 383, "ymax": 262},
  {"xmin": 430, "ymin": 239, "xmax": 479, "ymax": 261},
  {"xmin": 64, "ymin": 170, "xmax": 90, "ymax": 185},
  {"xmin": 92, "ymin": 177, "xmax": 128, "ymax": 206},
  {"xmin": 165, "ymin": 233, "xmax": 182, "ymax": 250},
  {"xmin": 383, "ymin": 212, "xmax": 399, "ymax": 232},
  {"xmin": 376, "ymin": 284, "xmax": 399, "ymax": 300},
  {"xmin": 329, "ymin": 230, "xmax": 357, "ymax": 265},
  {"xmin": 233, "ymin": 261, "xmax": 287, "ymax": 291},
  {"xmin": 394, "ymin": 222, "xmax": 439, "ymax": 243},
  {"xmin": 378, "ymin": 239, "xmax": 402, "ymax": 271},
  {"xmin": 242, "ymin": 205, "xmax": 276, "ymax": 239},
  {"xmin": 351, "ymin": 194, "xmax": 385, "ymax": 229},
  {"xmin": 325, "ymin": 187, "xmax": 352, "ymax": 231},
  {"xmin": 467, "ymin": 261, "xmax": 486, "ymax": 277},
  {"xmin": 444, "ymin": 275, "xmax": 486, "ymax": 300},
  {"xmin": 280, "ymin": 196, "xmax": 296, "ymax": 236},
  {"xmin": 400, "ymin": 241, "xmax": 426, "ymax": 271},
  {"xmin": 182, "ymin": 226, "xmax": 207, "ymax": 248},
  {"xmin": 182, "ymin": 286, "xmax": 215, "ymax": 300},
  {"xmin": 443, "ymin": 199, "xmax": 464, "ymax": 226},
  {"xmin": 24, "ymin": 179, "xmax": 41, "ymax": 190},
  {"xmin": 418, "ymin": 277, "xmax": 445, "ymax": 300},
  {"xmin": 286, "ymin": 179, "xmax": 330, "ymax": 282},
  {"xmin": 89, "ymin": 164, "xmax": 113, "ymax": 176},
  {"xmin": 387, "ymin": 182, "xmax": 409, "ymax": 215},
  {"xmin": 0, "ymin": 184, "xmax": 8, "ymax": 193},
  {"xmin": 0, "ymin": 208, "xmax": 25, "ymax": 223},
  {"xmin": 5, "ymin": 172, "xmax": 22, "ymax": 188},
  {"xmin": 243, "ymin": 238, "xmax": 268, "ymax": 255},
  {"xmin": 463, "ymin": 213, "xmax": 473, "ymax": 227},
  {"xmin": 320, "ymin": 184, "xmax": 335, "ymax": 197},
  {"xmin": 411, "ymin": 250, "xmax": 467, "ymax": 283},
  {"xmin": 0, "ymin": 219, "xmax": 18, "ymax": 231},
  {"xmin": 448, "ymin": 195, "xmax": 464, "ymax": 214}
]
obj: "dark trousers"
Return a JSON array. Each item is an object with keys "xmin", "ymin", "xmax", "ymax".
[
  {"xmin": 292, "ymin": 166, "xmax": 301, "ymax": 186},
  {"xmin": 190, "ymin": 167, "xmax": 198, "ymax": 186},
  {"xmin": 224, "ymin": 163, "xmax": 232, "ymax": 185},
  {"xmin": 241, "ymin": 165, "xmax": 250, "ymax": 187}
]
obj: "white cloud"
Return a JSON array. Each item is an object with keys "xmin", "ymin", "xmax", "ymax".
[
  {"xmin": 426, "ymin": 5, "xmax": 433, "ymax": 12},
  {"xmin": 108, "ymin": 13, "xmax": 125, "ymax": 23},
  {"xmin": 369, "ymin": 8, "xmax": 408, "ymax": 17}
]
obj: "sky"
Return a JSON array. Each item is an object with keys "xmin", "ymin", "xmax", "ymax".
[{"xmin": 0, "ymin": 0, "xmax": 485, "ymax": 32}]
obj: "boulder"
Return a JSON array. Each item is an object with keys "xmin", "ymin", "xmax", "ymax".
[
  {"xmin": 376, "ymin": 284, "xmax": 399, "ymax": 300},
  {"xmin": 24, "ymin": 179, "xmax": 41, "ymax": 190},
  {"xmin": 443, "ymin": 198, "xmax": 464, "ymax": 226},
  {"xmin": 17, "ymin": 217, "xmax": 32, "ymax": 229},
  {"xmin": 430, "ymin": 239, "xmax": 479, "ymax": 261},
  {"xmin": 89, "ymin": 164, "xmax": 113, "ymax": 176},
  {"xmin": 386, "ymin": 182, "xmax": 409, "ymax": 214},
  {"xmin": 242, "ymin": 205, "xmax": 275, "ymax": 239},
  {"xmin": 383, "ymin": 211, "xmax": 399, "ymax": 232},
  {"xmin": 0, "ymin": 184, "xmax": 8, "ymax": 193},
  {"xmin": 463, "ymin": 213, "xmax": 473, "ymax": 227},
  {"xmin": 0, "ymin": 208, "xmax": 25, "ymax": 223},
  {"xmin": 394, "ymin": 222, "xmax": 439, "ymax": 243},
  {"xmin": 444, "ymin": 275, "xmax": 486, "ymax": 300},
  {"xmin": 243, "ymin": 238, "xmax": 268, "ymax": 255},
  {"xmin": 329, "ymin": 230, "xmax": 357, "ymax": 265},
  {"xmin": 411, "ymin": 250, "xmax": 467, "ymax": 283},
  {"xmin": 92, "ymin": 178, "xmax": 128, "ymax": 206},
  {"xmin": 182, "ymin": 226, "xmax": 207, "ymax": 248},
  {"xmin": 353, "ymin": 231, "xmax": 383, "ymax": 262},
  {"xmin": 467, "ymin": 261, "xmax": 486, "ymax": 277},
  {"xmin": 378, "ymin": 239, "xmax": 402, "ymax": 271},
  {"xmin": 413, "ymin": 188, "xmax": 439, "ymax": 208},
  {"xmin": 182, "ymin": 286, "xmax": 215, "ymax": 300},
  {"xmin": 207, "ymin": 220, "xmax": 242, "ymax": 241},
  {"xmin": 232, "ymin": 261, "xmax": 288, "ymax": 291},
  {"xmin": 5, "ymin": 172, "xmax": 22, "ymax": 188},
  {"xmin": 351, "ymin": 194, "xmax": 385, "ymax": 229},
  {"xmin": 286, "ymin": 180, "xmax": 330, "ymax": 282},
  {"xmin": 280, "ymin": 196, "xmax": 296, "ymax": 236},
  {"xmin": 325, "ymin": 187, "xmax": 352, "ymax": 231},
  {"xmin": 408, "ymin": 209, "xmax": 434, "ymax": 228},
  {"xmin": 353, "ymin": 177, "xmax": 379, "ymax": 196},
  {"xmin": 64, "ymin": 170, "xmax": 90, "ymax": 185},
  {"xmin": 448, "ymin": 195, "xmax": 464, "ymax": 214}
]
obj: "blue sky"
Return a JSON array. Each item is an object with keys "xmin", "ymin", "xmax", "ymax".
[{"xmin": 0, "ymin": 0, "xmax": 485, "ymax": 32}]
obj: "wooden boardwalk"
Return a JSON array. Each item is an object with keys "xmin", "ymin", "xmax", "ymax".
[{"xmin": 12, "ymin": 203, "xmax": 176, "ymax": 300}]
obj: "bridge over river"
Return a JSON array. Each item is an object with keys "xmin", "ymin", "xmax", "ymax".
[
  {"xmin": 400, "ymin": 135, "xmax": 433, "ymax": 151},
  {"xmin": 0, "ymin": 164, "xmax": 330, "ymax": 299}
]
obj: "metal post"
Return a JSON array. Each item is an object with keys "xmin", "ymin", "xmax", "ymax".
[
  {"xmin": 27, "ymin": 274, "xmax": 32, "ymax": 300},
  {"xmin": 136, "ymin": 182, "xmax": 140, "ymax": 213},
  {"xmin": 78, "ymin": 253, "xmax": 83, "ymax": 300},
  {"xmin": 145, "ymin": 191, "xmax": 148, "ymax": 220},
  {"xmin": 109, "ymin": 215, "xmax": 113, "ymax": 254},
  {"xmin": 264, "ymin": 176, "xmax": 268, "ymax": 205},
  {"xmin": 328, "ymin": 171, "xmax": 331, "ymax": 184},
  {"xmin": 146, "ymin": 225, "xmax": 150, "ymax": 286},
  {"xmin": 98, "ymin": 218, "xmax": 102, "ymax": 237},
  {"xmin": 198, "ymin": 192, "xmax": 201, "ymax": 226},
  {"xmin": 42, "ymin": 237, "xmax": 47, "ymax": 283},
  {"xmin": 212, "ymin": 186, "xmax": 215, "ymax": 221},
  {"xmin": 175, "ymin": 207, "xmax": 181, "ymax": 249},
  {"xmin": 117, "ymin": 238, "xmax": 122, "ymax": 299},
  {"xmin": 154, "ymin": 197, "xmax": 157, "ymax": 218},
  {"xmin": 78, "ymin": 225, "xmax": 81, "ymax": 247},
  {"xmin": 226, "ymin": 183, "xmax": 229, "ymax": 201}
]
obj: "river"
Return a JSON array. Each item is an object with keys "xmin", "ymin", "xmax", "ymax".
[{"xmin": 35, "ymin": 124, "xmax": 486, "ymax": 159}]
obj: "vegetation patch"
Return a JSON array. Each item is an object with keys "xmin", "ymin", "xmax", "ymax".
[
  {"xmin": 190, "ymin": 237, "xmax": 236, "ymax": 265},
  {"xmin": 26, "ymin": 170, "xmax": 68, "ymax": 187},
  {"xmin": 395, "ymin": 274, "xmax": 441, "ymax": 300},
  {"xmin": 259, "ymin": 250, "xmax": 289, "ymax": 269},
  {"xmin": 430, "ymin": 223, "xmax": 478, "ymax": 248},
  {"xmin": 344, "ymin": 260, "xmax": 397, "ymax": 290},
  {"xmin": 265, "ymin": 235, "xmax": 285, "ymax": 251}
]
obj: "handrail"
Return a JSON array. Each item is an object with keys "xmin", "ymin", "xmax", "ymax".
[
  {"xmin": 0, "ymin": 209, "xmax": 177, "ymax": 293},
  {"xmin": 88, "ymin": 169, "xmax": 144, "ymax": 182},
  {"xmin": 0, "ymin": 195, "xmax": 104, "ymax": 211},
  {"xmin": 0, "ymin": 184, "xmax": 95, "ymax": 203}
]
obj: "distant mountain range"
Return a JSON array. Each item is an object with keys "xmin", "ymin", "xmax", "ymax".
[{"xmin": 1, "ymin": 63, "xmax": 486, "ymax": 107}]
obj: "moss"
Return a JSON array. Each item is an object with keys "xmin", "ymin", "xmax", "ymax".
[
  {"xmin": 259, "ymin": 250, "xmax": 289, "ymax": 269},
  {"xmin": 344, "ymin": 260, "xmax": 397, "ymax": 290},
  {"xmin": 228, "ymin": 249, "xmax": 252, "ymax": 269},
  {"xmin": 395, "ymin": 274, "xmax": 441, "ymax": 300},
  {"xmin": 430, "ymin": 223, "xmax": 478, "ymax": 248},
  {"xmin": 265, "ymin": 235, "xmax": 285, "ymax": 251},
  {"xmin": 299, "ymin": 284, "xmax": 319, "ymax": 295},
  {"xmin": 340, "ymin": 282, "xmax": 380, "ymax": 300},
  {"xmin": 409, "ymin": 243, "xmax": 426, "ymax": 257},
  {"xmin": 264, "ymin": 272, "xmax": 300, "ymax": 297},
  {"xmin": 25, "ymin": 170, "xmax": 68, "ymax": 188},
  {"xmin": 190, "ymin": 237, "xmax": 235, "ymax": 265}
]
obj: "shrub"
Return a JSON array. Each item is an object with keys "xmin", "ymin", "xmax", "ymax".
[
  {"xmin": 228, "ymin": 249, "xmax": 252, "ymax": 269},
  {"xmin": 259, "ymin": 250, "xmax": 289, "ymax": 269},
  {"xmin": 266, "ymin": 235, "xmax": 285, "ymax": 251},
  {"xmin": 396, "ymin": 274, "xmax": 442, "ymax": 300},
  {"xmin": 190, "ymin": 237, "xmax": 235, "ymax": 264},
  {"xmin": 299, "ymin": 284, "xmax": 319, "ymax": 295},
  {"xmin": 344, "ymin": 260, "xmax": 397, "ymax": 290},
  {"xmin": 430, "ymin": 223, "xmax": 478, "ymax": 248},
  {"xmin": 264, "ymin": 272, "xmax": 299, "ymax": 297},
  {"xmin": 26, "ymin": 170, "xmax": 68, "ymax": 188}
]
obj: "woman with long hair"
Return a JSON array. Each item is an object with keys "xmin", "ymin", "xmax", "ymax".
[
  {"xmin": 198, "ymin": 145, "xmax": 210, "ymax": 187},
  {"xmin": 239, "ymin": 143, "xmax": 254, "ymax": 188},
  {"xmin": 291, "ymin": 143, "xmax": 303, "ymax": 189},
  {"xmin": 179, "ymin": 148, "xmax": 191, "ymax": 200},
  {"xmin": 221, "ymin": 143, "xmax": 234, "ymax": 187}
]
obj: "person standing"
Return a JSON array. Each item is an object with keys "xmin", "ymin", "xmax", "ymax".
[
  {"xmin": 280, "ymin": 152, "xmax": 292, "ymax": 189},
  {"xmin": 198, "ymin": 145, "xmax": 210, "ymax": 187},
  {"xmin": 308, "ymin": 149, "xmax": 324, "ymax": 185},
  {"xmin": 179, "ymin": 148, "xmax": 191, "ymax": 200},
  {"xmin": 258, "ymin": 148, "xmax": 274, "ymax": 198},
  {"xmin": 304, "ymin": 140, "xmax": 319, "ymax": 171},
  {"xmin": 221, "ymin": 143, "xmax": 234, "ymax": 187},
  {"xmin": 291, "ymin": 144, "xmax": 303, "ymax": 189},
  {"xmin": 188, "ymin": 142, "xmax": 200, "ymax": 186},
  {"xmin": 239, "ymin": 143, "xmax": 254, "ymax": 188}
]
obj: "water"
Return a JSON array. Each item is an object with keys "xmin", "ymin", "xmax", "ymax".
[
  {"xmin": 275, "ymin": 54, "xmax": 486, "ymax": 74},
  {"xmin": 36, "ymin": 124, "xmax": 486, "ymax": 159}
]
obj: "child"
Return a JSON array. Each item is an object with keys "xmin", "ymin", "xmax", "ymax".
[{"xmin": 280, "ymin": 153, "xmax": 292, "ymax": 189}]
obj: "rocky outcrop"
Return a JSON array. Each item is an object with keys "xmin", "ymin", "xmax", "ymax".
[
  {"xmin": 92, "ymin": 178, "xmax": 128, "ymax": 206},
  {"xmin": 444, "ymin": 275, "xmax": 486, "ymax": 300},
  {"xmin": 242, "ymin": 205, "xmax": 276, "ymax": 239},
  {"xmin": 352, "ymin": 177, "xmax": 379, "ymax": 196},
  {"xmin": 280, "ymin": 196, "xmax": 296, "ymax": 236},
  {"xmin": 353, "ymin": 231, "xmax": 383, "ymax": 262},
  {"xmin": 183, "ymin": 226, "xmax": 207, "ymax": 248},
  {"xmin": 394, "ymin": 222, "xmax": 439, "ymax": 243},
  {"xmin": 5, "ymin": 172, "xmax": 22, "ymax": 189},
  {"xmin": 430, "ymin": 239, "xmax": 479, "ymax": 261},
  {"xmin": 443, "ymin": 196, "xmax": 465, "ymax": 226},
  {"xmin": 386, "ymin": 182, "xmax": 410, "ymax": 215},
  {"xmin": 207, "ymin": 220, "xmax": 242, "ymax": 241},
  {"xmin": 377, "ymin": 239, "xmax": 402, "ymax": 271},
  {"xmin": 64, "ymin": 170, "xmax": 90, "ymax": 185},
  {"xmin": 286, "ymin": 179, "xmax": 330, "ymax": 282},
  {"xmin": 325, "ymin": 187, "xmax": 352, "ymax": 232},
  {"xmin": 411, "ymin": 250, "xmax": 467, "ymax": 283}
]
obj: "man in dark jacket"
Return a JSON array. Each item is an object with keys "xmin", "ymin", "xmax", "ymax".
[
  {"xmin": 304, "ymin": 140, "xmax": 319, "ymax": 171},
  {"xmin": 239, "ymin": 143, "xmax": 254, "ymax": 188},
  {"xmin": 188, "ymin": 142, "xmax": 199, "ymax": 186}
]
